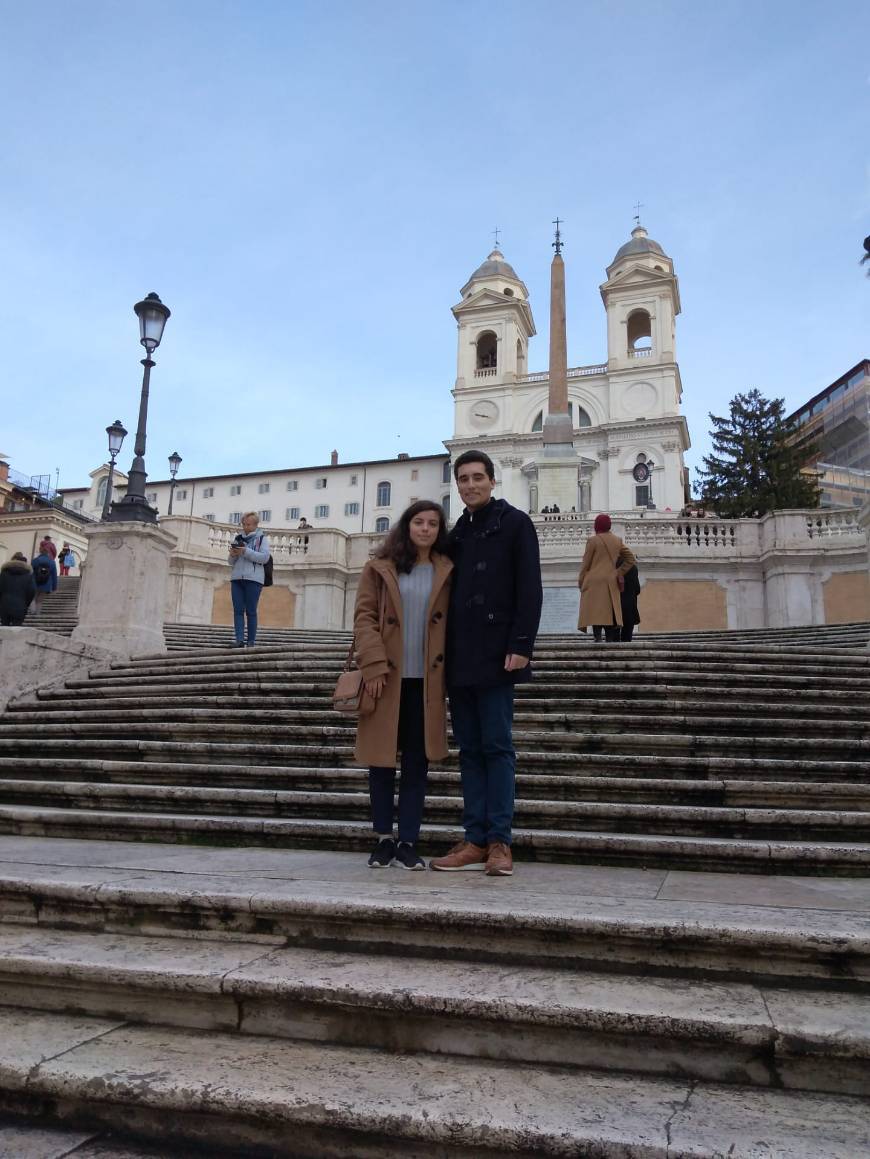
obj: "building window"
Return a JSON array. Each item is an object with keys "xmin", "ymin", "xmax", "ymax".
[
  {"xmin": 315, "ymin": 477, "xmax": 327, "ymax": 489},
  {"xmin": 258, "ymin": 509, "xmax": 271, "ymax": 522},
  {"xmin": 146, "ymin": 492, "xmax": 157, "ymax": 503},
  {"xmin": 71, "ymin": 498, "xmax": 83, "ymax": 510},
  {"xmin": 286, "ymin": 480, "xmax": 298, "ymax": 491},
  {"xmin": 202, "ymin": 486, "xmax": 214, "ymax": 498},
  {"xmin": 349, "ymin": 474, "xmax": 358, "ymax": 486},
  {"xmin": 375, "ymin": 517, "xmax": 390, "ymax": 532},
  {"xmin": 376, "ymin": 481, "xmax": 391, "ymax": 507},
  {"xmin": 442, "ymin": 460, "xmax": 451, "ymax": 484},
  {"xmin": 441, "ymin": 493, "xmax": 450, "ymax": 520},
  {"xmin": 229, "ymin": 512, "xmax": 242, "ymax": 524},
  {"xmin": 96, "ymin": 478, "xmax": 108, "ymax": 507},
  {"xmin": 635, "ymin": 485, "xmax": 650, "ymax": 507},
  {"xmin": 475, "ymin": 330, "xmax": 497, "ymax": 370},
  {"xmin": 345, "ymin": 502, "xmax": 360, "ymax": 516},
  {"xmin": 230, "ymin": 484, "xmax": 242, "ymax": 496},
  {"xmin": 315, "ymin": 504, "xmax": 329, "ymax": 519},
  {"xmin": 258, "ymin": 482, "xmax": 270, "ymax": 494},
  {"xmin": 203, "ymin": 513, "xmax": 215, "ymax": 521},
  {"xmin": 176, "ymin": 489, "xmax": 188, "ymax": 501},
  {"xmin": 286, "ymin": 506, "xmax": 300, "ymax": 521},
  {"xmin": 627, "ymin": 309, "xmax": 652, "ymax": 354},
  {"xmin": 411, "ymin": 468, "xmax": 418, "ymax": 481}
]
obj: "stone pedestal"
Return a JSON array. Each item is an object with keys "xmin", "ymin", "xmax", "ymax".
[
  {"xmin": 72, "ymin": 521, "xmax": 177, "ymax": 658},
  {"xmin": 535, "ymin": 456, "xmax": 579, "ymax": 513}
]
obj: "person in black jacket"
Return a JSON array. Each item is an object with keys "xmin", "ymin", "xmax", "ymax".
[
  {"xmin": 431, "ymin": 450, "xmax": 542, "ymax": 877},
  {"xmin": 620, "ymin": 563, "xmax": 641, "ymax": 642},
  {"xmin": 0, "ymin": 553, "xmax": 37, "ymax": 625}
]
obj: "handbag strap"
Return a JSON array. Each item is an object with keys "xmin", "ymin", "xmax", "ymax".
[{"xmin": 346, "ymin": 573, "xmax": 387, "ymax": 671}]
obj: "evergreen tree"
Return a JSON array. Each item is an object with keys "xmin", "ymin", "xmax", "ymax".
[{"xmin": 696, "ymin": 388, "xmax": 819, "ymax": 517}]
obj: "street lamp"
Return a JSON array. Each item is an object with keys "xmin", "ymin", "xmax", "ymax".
[
  {"xmin": 167, "ymin": 450, "xmax": 182, "ymax": 515},
  {"xmin": 101, "ymin": 419, "xmax": 128, "ymax": 520},
  {"xmin": 107, "ymin": 292, "xmax": 171, "ymax": 522},
  {"xmin": 647, "ymin": 459, "xmax": 657, "ymax": 510}
]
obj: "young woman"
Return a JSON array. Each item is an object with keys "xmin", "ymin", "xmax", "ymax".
[
  {"xmin": 353, "ymin": 500, "xmax": 453, "ymax": 870},
  {"xmin": 228, "ymin": 511, "xmax": 270, "ymax": 647},
  {"xmin": 577, "ymin": 513, "xmax": 636, "ymax": 642}
]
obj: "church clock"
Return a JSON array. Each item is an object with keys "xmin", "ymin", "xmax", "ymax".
[{"xmin": 469, "ymin": 399, "xmax": 499, "ymax": 429}]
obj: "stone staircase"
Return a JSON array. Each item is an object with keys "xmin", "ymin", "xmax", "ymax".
[{"xmin": 0, "ymin": 627, "xmax": 868, "ymax": 1154}]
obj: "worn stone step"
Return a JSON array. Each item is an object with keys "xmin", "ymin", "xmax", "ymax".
[
  {"xmin": 1, "ymin": 805, "xmax": 869, "ymax": 873},
  {"xmin": 4, "ymin": 759, "xmax": 869, "ymax": 808},
  {"xmin": 6, "ymin": 705, "xmax": 869, "ymax": 740},
  {"xmin": 3, "ymin": 1009, "xmax": 868, "ymax": 1158},
  {"xmin": 0, "ymin": 925, "xmax": 866, "ymax": 1095},
  {"xmin": 2, "ymin": 780, "xmax": 869, "ymax": 842},
  {"xmin": 2, "ymin": 858, "xmax": 868, "ymax": 983}
]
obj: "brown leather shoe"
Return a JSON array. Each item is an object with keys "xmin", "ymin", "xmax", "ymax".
[
  {"xmin": 429, "ymin": 840, "xmax": 487, "ymax": 872},
  {"xmin": 485, "ymin": 842, "xmax": 514, "ymax": 876}
]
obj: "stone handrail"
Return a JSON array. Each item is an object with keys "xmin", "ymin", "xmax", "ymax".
[
  {"xmin": 805, "ymin": 510, "xmax": 863, "ymax": 538},
  {"xmin": 517, "ymin": 364, "xmax": 607, "ymax": 384},
  {"xmin": 474, "ymin": 367, "xmax": 497, "ymax": 378}
]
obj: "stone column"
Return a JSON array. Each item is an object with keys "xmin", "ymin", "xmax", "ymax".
[{"xmin": 72, "ymin": 521, "xmax": 177, "ymax": 658}]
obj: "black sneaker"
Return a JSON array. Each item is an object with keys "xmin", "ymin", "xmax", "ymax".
[
  {"xmin": 368, "ymin": 837, "xmax": 395, "ymax": 868},
  {"xmin": 392, "ymin": 841, "xmax": 425, "ymax": 870}
]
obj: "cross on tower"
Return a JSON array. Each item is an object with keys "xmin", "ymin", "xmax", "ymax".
[
  {"xmin": 552, "ymin": 217, "xmax": 563, "ymax": 255},
  {"xmin": 633, "ymin": 201, "xmax": 645, "ymax": 226},
  {"xmin": 492, "ymin": 226, "xmax": 501, "ymax": 249}
]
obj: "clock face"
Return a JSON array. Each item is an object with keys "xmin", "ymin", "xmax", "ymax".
[{"xmin": 469, "ymin": 399, "xmax": 499, "ymax": 429}]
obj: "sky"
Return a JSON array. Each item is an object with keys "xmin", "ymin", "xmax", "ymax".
[{"xmin": 1, "ymin": 0, "xmax": 868, "ymax": 494}]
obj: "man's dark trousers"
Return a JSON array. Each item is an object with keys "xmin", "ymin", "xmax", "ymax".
[{"xmin": 449, "ymin": 683, "xmax": 515, "ymax": 847}]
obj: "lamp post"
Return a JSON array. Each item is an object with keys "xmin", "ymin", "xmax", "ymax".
[
  {"xmin": 107, "ymin": 292, "xmax": 171, "ymax": 522},
  {"xmin": 647, "ymin": 459, "xmax": 657, "ymax": 510},
  {"xmin": 101, "ymin": 419, "xmax": 128, "ymax": 520},
  {"xmin": 167, "ymin": 450, "xmax": 182, "ymax": 515}
]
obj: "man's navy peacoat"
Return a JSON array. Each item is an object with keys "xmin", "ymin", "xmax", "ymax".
[{"xmin": 446, "ymin": 498, "xmax": 543, "ymax": 687}]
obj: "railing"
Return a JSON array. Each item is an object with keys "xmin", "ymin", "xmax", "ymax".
[
  {"xmin": 207, "ymin": 525, "xmax": 311, "ymax": 559},
  {"xmin": 474, "ymin": 367, "xmax": 497, "ymax": 378},
  {"xmin": 629, "ymin": 348, "xmax": 652, "ymax": 359},
  {"xmin": 5, "ymin": 468, "xmax": 57, "ymax": 501},
  {"xmin": 805, "ymin": 509, "xmax": 863, "ymax": 538},
  {"xmin": 517, "ymin": 364, "xmax": 607, "ymax": 384}
]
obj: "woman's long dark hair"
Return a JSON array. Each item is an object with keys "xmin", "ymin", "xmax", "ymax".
[{"xmin": 375, "ymin": 500, "xmax": 449, "ymax": 574}]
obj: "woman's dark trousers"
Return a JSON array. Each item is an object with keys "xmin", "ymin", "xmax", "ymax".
[
  {"xmin": 231, "ymin": 578, "xmax": 263, "ymax": 645},
  {"xmin": 369, "ymin": 678, "xmax": 428, "ymax": 843}
]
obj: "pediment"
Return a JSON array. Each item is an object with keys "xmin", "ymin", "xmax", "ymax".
[
  {"xmin": 452, "ymin": 289, "xmax": 536, "ymax": 333},
  {"xmin": 604, "ymin": 265, "xmax": 673, "ymax": 289}
]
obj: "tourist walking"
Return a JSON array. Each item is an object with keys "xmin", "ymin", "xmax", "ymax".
[
  {"xmin": 353, "ymin": 501, "xmax": 453, "ymax": 870},
  {"xmin": 620, "ymin": 562, "xmax": 641, "ymax": 642},
  {"xmin": 38, "ymin": 535, "xmax": 57, "ymax": 561},
  {"xmin": 577, "ymin": 514, "xmax": 636, "ymax": 642},
  {"xmin": 228, "ymin": 512, "xmax": 270, "ymax": 647},
  {"xmin": 30, "ymin": 547, "xmax": 58, "ymax": 616},
  {"xmin": 0, "ymin": 553, "xmax": 36, "ymax": 626},
  {"xmin": 59, "ymin": 544, "xmax": 75, "ymax": 576},
  {"xmin": 431, "ymin": 450, "xmax": 542, "ymax": 878}
]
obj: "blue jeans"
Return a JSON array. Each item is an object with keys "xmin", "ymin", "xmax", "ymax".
[
  {"xmin": 231, "ymin": 579, "xmax": 263, "ymax": 644},
  {"xmin": 369, "ymin": 679, "xmax": 428, "ymax": 843},
  {"xmin": 448, "ymin": 683, "xmax": 516, "ymax": 846}
]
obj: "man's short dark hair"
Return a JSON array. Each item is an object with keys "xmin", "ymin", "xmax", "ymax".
[{"xmin": 453, "ymin": 449, "xmax": 495, "ymax": 481}]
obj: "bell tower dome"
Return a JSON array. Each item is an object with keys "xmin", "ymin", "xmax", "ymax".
[
  {"xmin": 452, "ymin": 248, "xmax": 536, "ymax": 394},
  {"xmin": 600, "ymin": 224, "xmax": 681, "ymax": 373}
]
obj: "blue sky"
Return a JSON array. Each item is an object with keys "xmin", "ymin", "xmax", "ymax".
[{"xmin": 2, "ymin": 0, "xmax": 868, "ymax": 494}]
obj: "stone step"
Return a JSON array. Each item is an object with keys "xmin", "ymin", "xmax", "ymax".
[
  {"xmin": 0, "ymin": 925, "xmax": 866, "ymax": 1095},
  {"xmin": 3, "ymin": 1008, "xmax": 868, "ymax": 1158},
  {"xmin": 4, "ymin": 758, "xmax": 869, "ymax": 807},
  {"xmin": 1, "ymin": 805, "xmax": 869, "ymax": 873},
  {"xmin": 7, "ymin": 703, "xmax": 870, "ymax": 741},
  {"xmin": 2, "ymin": 721, "xmax": 868, "ymax": 765},
  {"xmin": 13, "ymin": 693, "xmax": 870, "ymax": 725},
  {"xmin": 3, "ymin": 779, "xmax": 870, "ymax": 842},
  {"xmin": 3, "ymin": 857, "xmax": 868, "ymax": 984}
]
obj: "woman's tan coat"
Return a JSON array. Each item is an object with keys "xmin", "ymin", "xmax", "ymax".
[
  {"xmin": 353, "ymin": 553, "xmax": 453, "ymax": 767},
  {"xmin": 577, "ymin": 532, "xmax": 637, "ymax": 629}
]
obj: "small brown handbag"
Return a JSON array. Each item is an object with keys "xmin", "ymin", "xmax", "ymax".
[{"xmin": 331, "ymin": 575, "xmax": 385, "ymax": 717}]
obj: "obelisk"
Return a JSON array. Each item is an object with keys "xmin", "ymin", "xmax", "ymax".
[
  {"xmin": 535, "ymin": 219, "xmax": 578, "ymax": 512},
  {"xmin": 542, "ymin": 219, "xmax": 574, "ymax": 452}
]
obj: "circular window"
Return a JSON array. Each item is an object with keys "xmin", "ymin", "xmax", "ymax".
[{"xmin": 503, "ymin": 288, "xmax": 514, "ymax": 297}]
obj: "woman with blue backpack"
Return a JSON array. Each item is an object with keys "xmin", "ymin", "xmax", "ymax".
[{"xmin": 30, "ymin": 549, "xmax": 58, "ymax": 616}]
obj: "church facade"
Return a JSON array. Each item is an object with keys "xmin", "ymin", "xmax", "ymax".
[{"xmin": 445, "ymin": 225, "xmax": 690, "ymax": 519}]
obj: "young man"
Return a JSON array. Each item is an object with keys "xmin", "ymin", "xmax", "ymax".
[{"xmin": 430, "ymin": 450, "xmax": 542, "ymax": 877}]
